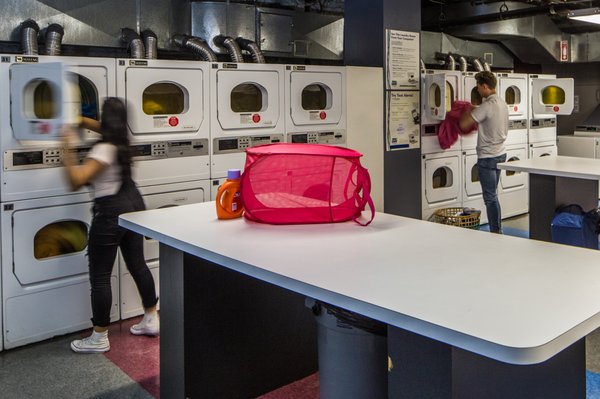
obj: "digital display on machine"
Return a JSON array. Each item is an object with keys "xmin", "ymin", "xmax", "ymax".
[
  {"xmin": 169, "ymin": 141, "xmax": 192, "ymax": 148},
  {"xmin": 13, "ymin": 151, "xmax": 43, "ymax": 166},
  {"xmin": 292, "ymin": 134, "xmax": 308, "ymax": 143},
  {"xmin": 130, "ymin": 144, "xmax": 152, "ymax": 157},
  {"xmin": 219, "ymin": 139, "xmax": 238, "ymax": 151},
  {"xmin": 320, "ymin": 132, "xmax": 334, "ymax": 137}
]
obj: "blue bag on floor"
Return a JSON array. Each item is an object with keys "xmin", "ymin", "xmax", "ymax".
[{"xmin": 551, "ymin": 204, "xmax": 600, "ymax": 249}]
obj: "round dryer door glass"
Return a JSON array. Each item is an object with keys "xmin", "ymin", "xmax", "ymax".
[
  {"xmin": 505, "ymin": 156, "xmax": 521, "ymax": 176},
  {"xmin": 432, "ymin": 167, "xmax": 453, "ymax": 188},
  {"xmin": 231, "ymin": 83, "xmax": 265, "ymax": 113},
  {"xmin": 471, "ymin": 87, "xmax": 482, "ymax": 106},
  {"xmin": 142, "ymin": 83, "xmax": 186, "ymax": 115},
  {"xmin": 302, "ymin": 84, "xmax": 330, "ymax": 110},
  {"xmin": 505, "ymin": 86, "xmax": 521, "ymax": 105},
  {"xmin": 471, "ymin": 165, "xmax": 479, "ymax": 183},
  {"xmin": 429, "ymin": 84, "xmax": 442, "ymax": 108},
  {"xmin": 33, "ymin": 220, "xmax": 88, "ymax": 260},
  {"xmin": 541, "ymin": 85, "xmax": 566, "ymax": 105},
  {"xmin": 445, "ymin": 81, "xmax": 454, "ymax": 111},
  {"xmin": 78, "ymin": 74, "xmax": 99, "ymax": 120},
  {"xmin": 30, "ymin": 81, "xmax": 57, "ymax": 119}
]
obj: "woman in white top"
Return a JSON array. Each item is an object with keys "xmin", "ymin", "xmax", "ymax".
[{"xmin": 62, "ymin": 97, "xmax": 159, "ymax": 353}]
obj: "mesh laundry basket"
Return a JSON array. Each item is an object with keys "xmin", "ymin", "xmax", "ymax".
[{"xmin": 431, "ymin": 207, "xmax": 481, "ymax": 229}]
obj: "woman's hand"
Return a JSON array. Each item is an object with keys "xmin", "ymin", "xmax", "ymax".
[{"xmin": 61, "ymin": 125, "xmax": 78, "ymax": 150}]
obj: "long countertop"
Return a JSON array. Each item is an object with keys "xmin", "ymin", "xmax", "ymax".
[
  {"xmin": 120, "ymin": 202, "xmax": 600, "ymax": 365},
  {"xmin": 497, "ymin": 155, "xmax": 600, "ymax": 180}
]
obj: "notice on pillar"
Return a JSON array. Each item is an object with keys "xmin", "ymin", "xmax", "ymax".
[
  {"xmin": 386, "ymin": 30, "xmax": 420, "ymax": 90},
  {"xmin": 386, "ymin": 91, "xmax": 420, "ymax": 151}
]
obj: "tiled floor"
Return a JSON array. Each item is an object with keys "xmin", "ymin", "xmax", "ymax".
[{"xmin": 2, "ymin": 212, "xmax": 600, "ymax": 398}]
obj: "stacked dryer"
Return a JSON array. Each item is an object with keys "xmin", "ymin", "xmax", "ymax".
[
  {"xmin": 528, "ymin": 74, "xmax": 574, "ymax": 157},
  {"xmin": 496, "ymin": 72, "xmax": 529, "ymax": 219},
  {"xmin": 421, "ymin": 69, "xmax": 463, "ymax": 220},
  {"xmin": 116, "ymin": 57, "xmax": 211, "ymax": 319},
  {"xmin": 459, "ymin": 71, "xmax": 487, "ymax": 223},
  {"xmin": 284, "ymin": 64, "xmax": 346, "ymax": 146},
  {"xmin": 0, "ymin": 54, "xmax": 120, "ymax": 349},
  {"xmin": 210, "ymin": 62, "xmax": 285, "ymax": 198}
]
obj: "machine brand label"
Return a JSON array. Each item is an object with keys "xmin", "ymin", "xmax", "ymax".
[
  {"xmin": 15, "ymin": 56, "xmax": 38, "ymax": 63},
  {"xmin": 223, "ymin": 63, "xmax": 238, "ymax": 69},
  {"xmin": 130, "ymin": 60, "xmax": 148, "ymax": 66},
  {"xmin": 293, "ymin": 66, "xmax": 306, "ymax": 71}
]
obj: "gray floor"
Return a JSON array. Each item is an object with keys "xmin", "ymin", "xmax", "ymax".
[{"xmin": 0, "ymin": 332, "xmax": 153, "ymax": 399}]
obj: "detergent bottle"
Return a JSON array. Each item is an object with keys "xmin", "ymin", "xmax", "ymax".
[{"xmin": 216, "ymin": 169, "xmax": 244, "ymax": 219}]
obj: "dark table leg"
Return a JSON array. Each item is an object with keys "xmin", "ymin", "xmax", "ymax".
[
  {"xmin": 529, "ymin": 173, "xmax": 598, "ymax": 242},
  {"xmin": 159, "ymin": 243, "xmax": 318, "ymax": 398}
]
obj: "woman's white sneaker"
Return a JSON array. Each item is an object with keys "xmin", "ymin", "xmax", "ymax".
[
  {"xmin": 130, "ymin": 315, "xmax": 160, "ymax": 336},
  {"xmin": 71, "ymin": 330, "xmax": 110, "ymax": 353}
]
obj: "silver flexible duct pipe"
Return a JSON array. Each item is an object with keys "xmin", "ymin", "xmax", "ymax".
[
  {"xmin": 121, "ymin": 28, "xmax": 145, "ymax": 59},
  {"xmin": 446, "ymin": 54, "xmax": 456, "ymax": 71},
  {"xmin": 420, "ymin": 58, "xmax": 426, "ymax": 72},
  {"xmin": 235, "ymin": 37, "xmax": 266, "ymax": 64},
  {"xmin": 213, "ymin": 35, "xmax": 244, "ymax": 63},
  {"xmin": 45, "ymin": 23, "xmax": 64, "ymax": 56},
  {"xmin": 20, "ymin": 19, "xmax": 39, "ymax": 55},
  {"xmin": 458, "ymin": 56, "xmax": 468, "ymax": 72},
  {"xmin": 483, "ymin": 61, "xmax": 492, "ymax": 72},
  {"xmin": 471, "ymin": 57, "xmax": 484, "ymax": 72},
  {"xmin": 142, "ymin": 29, "xmax": 158, "ymax": 59},
  {"xmin": 173, "ymin": 34, "xmax": 218, "ymax": 62}
]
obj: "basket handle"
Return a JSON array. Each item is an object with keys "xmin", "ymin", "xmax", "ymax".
[{"xmin": 353, "ymin": 164, "xmax": 375, "ymax": 226}]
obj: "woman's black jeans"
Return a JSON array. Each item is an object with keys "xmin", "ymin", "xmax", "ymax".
[{"xmin": 88, "ymin": 179, "xmax": 158, "ymax": 327}]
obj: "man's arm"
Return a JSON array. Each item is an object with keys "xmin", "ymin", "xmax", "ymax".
[{"xmin": 459, "ymin": 111, "xmax": 476, "ymax": 132}]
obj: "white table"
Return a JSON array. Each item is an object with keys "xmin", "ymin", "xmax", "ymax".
[
  {"xmin": 498, "ymin": 155, "xmax": 600, "ymax": 242},
  {"xmin": 120, "ymin": 202, "xmax": 600, "ymax": 398}
]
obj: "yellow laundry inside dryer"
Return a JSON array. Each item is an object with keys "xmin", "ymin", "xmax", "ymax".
[{"xmin": 33, "ymin": 221, "xmax": 88, "ymax": 259}]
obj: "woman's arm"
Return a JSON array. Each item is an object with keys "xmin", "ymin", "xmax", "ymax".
[
  {"xmin": 62, "ymin": 126, "xmax": 106, "ymax": 191},
  {"xmin": 80, "ymin": 117, "xmax": 101, "ymax": 133}
]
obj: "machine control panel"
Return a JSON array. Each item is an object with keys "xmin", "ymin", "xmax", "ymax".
[
  {"xmin": 213, "ymin": 135, "xmax": 284, "ymax": 154},
  {"xmin": 530, "ymin": 118, "xmax": 556, "ymax": 129},
  {"xmin": 508, "ymin": 120, "xmax": 528, "ymax": 130},
  {"xmin": 131, "ymin": 139, "xmax": 209, "ymax": 161},
  {"xmin": 289, "ymin": 131, "xmax": 346, "ymax": 145},
  {"xmin": 4, "ymin": 147, "xmax": 91, "ymax": 171}
]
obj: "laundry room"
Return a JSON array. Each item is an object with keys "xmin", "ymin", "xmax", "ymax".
[{"xmin": 1, "ymin": 1, "xmax": 600, "ymax": 398}]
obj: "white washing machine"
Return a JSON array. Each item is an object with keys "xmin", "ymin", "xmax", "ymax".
[
  {"xmin": 284, "ymin": 64, "xmax": 346, "ymax": 146},
  {"xmin": 421, "ymin": 70, "xmax": 463, "ymax": 153},
  {"xmin": 1, "ymin": 193, "xmax": 119, "ymax": 349},
  {"xmin": 528, "ymin": 74, "xmax": 574, "ymax": 144},
  {"xmin": 119, "ymin": 180, "xmax": 210, "ymax": 319},
  {"xmin": 0, "ymin": 54, "xmax": 116, "ymax": 202},
  {"xmin": 462, "ymin": 149, "xmax": 488, "ymax": 224},
  {"xmin": 499, "ymin": 143, "xmax": 529, "ymax": 219},
  {"xmin": 497, "ymin": 72, "xmax": 528, "ymax": 146},
  {"xmin": 210, "ymin": 62, "xmax": 285, "ymax": 183},
  {"xmin": 116, "ymin": 58, "xmax": 210, "ymax": 187},
  {"xmin": 422, "ymin": 150, "xmax": 462, "ymax": 220},
  {"xmin": 460, "ymin": 71, "xmax": 480, "ymax": 151}
]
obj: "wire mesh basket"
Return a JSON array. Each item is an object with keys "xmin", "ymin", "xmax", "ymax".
[{"xmin": 431, "ymin": 207, "xmax": 481, "ymax": 229}]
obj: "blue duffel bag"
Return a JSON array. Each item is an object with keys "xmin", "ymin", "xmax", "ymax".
[{"xmin": 551, "ymin": 204, "xmax": 600, "ymax": 249}]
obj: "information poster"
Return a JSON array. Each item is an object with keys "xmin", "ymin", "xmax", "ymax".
[
  {"xmin": 386, "ymin": 30, "xmax": 420, "ymax": 90},
  {"xmin": 386, "ymin": 91, "xmax": 420, "ymax": 151}
]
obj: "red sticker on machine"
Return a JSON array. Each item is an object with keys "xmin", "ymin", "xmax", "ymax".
[
  {"xmin": 553, "ymin": 106, "xmax": 560, "ymax": 112},
  {"xmin": 252, "ymin": 114, "xmax": 261, "ymax": 123},
  {"xmin": 37, "ymin": 122, "xmax": 51, "ymax": 134},
  {"xmin": 168, "ymin": 116, "xmax": 179, "ymax": 127},
  {"xmin": 514, "ymin": 106, "xmax": 518, "ymax": 112},
  {"xmin": 319, "ymin": 111, "xmax": 327, "ymax": 120}
]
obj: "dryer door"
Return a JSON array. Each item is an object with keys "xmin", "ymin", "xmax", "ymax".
[
  {"xmin": 141, "ymin": 186, "xmax": 208, "ymax": 261},
  {"xmin": 463, "ymin": 75, "xmax": 482, "ymax": 105},
  {"xmin": 531, "ymin": 144, "xmax": 557, "ymax": 158},
  {"xmin": 531, "ymin": 78, "xmax": 574, "ymax": 117},
  {"xmin": 425, "ymin": 156, "xmax": 460, "ymax": 204},
  {"xmin": 216, "ymin": 69, "xmax": 280, "ymax": 130},
  {"xmin": 10, "ymin": 62, "xmax": 80, "ymax": 140},
  {"xmin": 445, "ymin": 73, "xmax": 461, "ymax": 109},
  {"xmin": 289, "ymin": 70, "xmax": 343, "ymax": 126},
  {"xmin": 69, "ymin": 65, "xmax": 110, "ymax": 143},
  {"xmin": 12, "ymin": 202, "xmax": 91, "ymax": 285},
  {"xmin": 463, "ymin": 153, "xmax": 482, "ymax": 198},
  {"xmin": 422, "ymin": 73, "xmax": 446, "ymax": 121},
  {"xmin": 499, "ymin": 76, "xmax": 527, "ymax": 118},
  {"xmin": 500, "ymin": 148, "xmax": 528, "ymax": 190},
  {"xmin": 125, "ymin": 67, "xmax": 204, "ymax": 134}
]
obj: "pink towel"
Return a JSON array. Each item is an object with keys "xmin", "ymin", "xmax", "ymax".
[{"xmin": 438, "ymin": 101, "xmax": 478, "ymax": 150}]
